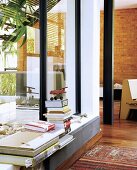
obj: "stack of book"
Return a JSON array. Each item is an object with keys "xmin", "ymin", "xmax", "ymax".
[
  {"xmin": 44, "ymin": 99, "xmax": 72, "ymax": 134},
  {"xmin": 0, "ymin": 128, "xmax": 65, "ymax": 167}
]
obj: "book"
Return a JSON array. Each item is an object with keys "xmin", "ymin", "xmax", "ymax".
[
  {"xmin": 0, "ymin": 127, "xmax": 65, "ymax": 157},
  {"xmin": 24, "ymin": 121, "xmax": 55, "ymax": 132},
  {"xmin": 48, "ymin": 109, "xmax": 71, "ymax": 114},
  {"xmin": 0, "ymin": 136, "xmax": 58, "ymax": 157},
  {"xmin": 44, "ymin": 112, "xmax": 72, "ymax": 121},
  {"xmin": 0, "ymin": 142, "xmax": 59, "ymax": 168},
  {"xmin": 46, "ymin": 111, "xmax": 71, "ymax": 118},
  {"xmin": 47, "ymin": 106, "xmax": 70, "ymax": 112},
  {"xmin": 47, "ymin": 117, "xmax": 72, "ymax": 124},
  {"xmin": 45, "ymin": 99, "xmax": 68, "ymax": 108}
]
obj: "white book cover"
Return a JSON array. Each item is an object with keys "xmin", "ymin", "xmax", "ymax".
[
  {"xmin": 45, "ymin": 99, "xmax": 68, "ymax": 108},
  {"xmin": 44, "ymin": 113, "xmax": 72, "ymax": 121},
  {"xmin": 0, "ymin": 127, "xmax": 65, "ymax": 150},
  {"xmin": 46, "ymin": 112, "xmax": 71, "ymax": 118}
]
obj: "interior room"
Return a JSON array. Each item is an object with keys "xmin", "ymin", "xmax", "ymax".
[
  {"xmin": 100, "ymin": 0, "xmax": 137, "ymax": 120},
  {"xmin": 0, "ymin": 0, "xmax": 137, "ymax": 170}
]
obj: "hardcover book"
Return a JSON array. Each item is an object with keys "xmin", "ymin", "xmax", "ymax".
[
  {"xmin": 0, "ymin": 142, "xmax": 59, "ymax": 168},
  {"xmin": 44, "ymin": 112, "xmax": 72, "ymax": 121},
  {"xmin": 47, "ymin": 106, "xmax": 71, "ymax": 114},
  {"xmin": 45, "ymin": 99, "xmax": 68, "ymax": 108},
  {"xmin": 47, "ymin": 117, "xmax": 72, "ymax": 124},
  {"xmin": 24, "ymin": 121, "xmax": 55, "ymax": 132}
]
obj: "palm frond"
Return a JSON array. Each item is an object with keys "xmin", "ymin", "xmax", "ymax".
[{"xmin": 0, "ymin": 0, "xmax": 61, "ymax": 50}]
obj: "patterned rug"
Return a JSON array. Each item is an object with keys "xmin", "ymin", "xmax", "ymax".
[{"xmin": 69, "ymin": 144, "xmax": 137, "ymax": 170}]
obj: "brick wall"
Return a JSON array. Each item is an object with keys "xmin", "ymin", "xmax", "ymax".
[{"xmin": 100, "ymin": 8, "xmax": 137, "ymax": 84}]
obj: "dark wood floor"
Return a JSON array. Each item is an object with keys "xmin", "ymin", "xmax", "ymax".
[{"xmin": 100, "ymin": 100, "xmax": 137, "ymax": 148}]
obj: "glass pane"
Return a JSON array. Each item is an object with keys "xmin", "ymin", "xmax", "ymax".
[
  {"xmin": 47, "ymin": 8, "xmax": 66, "ymax": 100},
  {"xmin": 0, "ymin": 0, "xmax": 40, "ymax": 123},
  {"xmin": 0, "ymin": 0, "xmax": 75, "ymax": 124},
  {"xmin": 47, "ymin": 0, "xmax": 75, "ymax": 113}
]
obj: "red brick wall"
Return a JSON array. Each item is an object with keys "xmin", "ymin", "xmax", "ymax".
[{"xmin": 100, "ymin": 8, "xmax": 137, "ymax": 84}]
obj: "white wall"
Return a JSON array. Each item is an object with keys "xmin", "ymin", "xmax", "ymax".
[
  {"xmin": 28, "ymin": 0, "xmax": 100, "ymax": 116},
  {"xmin": 66, "ymin": 0, "xmax": 76, "ymax": 113},
  {"xmin": 92, "ymin": 0, "xmax": 100, "ymax": 116},
  {"xmin": 81, "ymin": 0, "xmax": 100, "ymax": 116},
  {"xmin": 66, "ymin": 0, "xmax": 100, "ymax": 116}
]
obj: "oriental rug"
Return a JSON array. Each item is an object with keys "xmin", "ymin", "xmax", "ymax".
[{"xmin": 69, "ymin": 144, "xmax": 137, "ymax": 170}]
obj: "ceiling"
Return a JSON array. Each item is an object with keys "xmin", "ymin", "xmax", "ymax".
[
  {"xmin": 49, "ymin": 0, "xmax": 137, "ymax": 13},
  {"xmin": 100, "ymin": 0, "xmax": 137, "ymax": 10},
  {"xmin": 49, "ymin": 0, "xmax": 67, "ymax": 13}
]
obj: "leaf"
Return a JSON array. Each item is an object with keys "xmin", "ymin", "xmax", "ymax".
[
  {"xmin": 12, "ymin": 26, "xmax": 26, "ymax": 43},
  {"xmin": 0, "ymin": 0, "xmax": 61, "ymax": 51},
  {"xmin": 0, "ymin": 16, "xmax": 9, "ymax": 29},
  {"xmin": 20, "ymin": 28, "xmax": 27, "ymax": 47}
]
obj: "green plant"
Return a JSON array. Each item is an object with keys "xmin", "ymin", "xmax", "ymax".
[
  {"xmin": 0, "ymin": 0, "xmax": 38, "ymax": 51},
  {"xmin": 0, "ymin": 0, "xmax": 61, "ymax": 51},
  {"xmin": 0, "ymin": 73, "xmax": 16, "ymax": 95}
]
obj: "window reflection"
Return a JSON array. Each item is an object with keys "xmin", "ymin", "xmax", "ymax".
[
  {"xmin": 47, "ymin": 12, "xmax": 66, "ymax": 100},
  {"xmin": 0, "ymin": 0, "xmax": 67, "ymax": 123}
]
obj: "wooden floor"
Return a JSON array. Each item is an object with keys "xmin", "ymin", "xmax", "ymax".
[
  {"xmin": 59, "ymin": 100, "xmax": 137, "ymax": 170},
  {"xmin": 99, "ymin": 100, "xmax": 137, "ymax": 148}
]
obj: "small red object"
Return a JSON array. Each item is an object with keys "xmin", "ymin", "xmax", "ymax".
[{"xmin": 50, "ymin": 87, "xmax": 68, "ymax": 95}]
